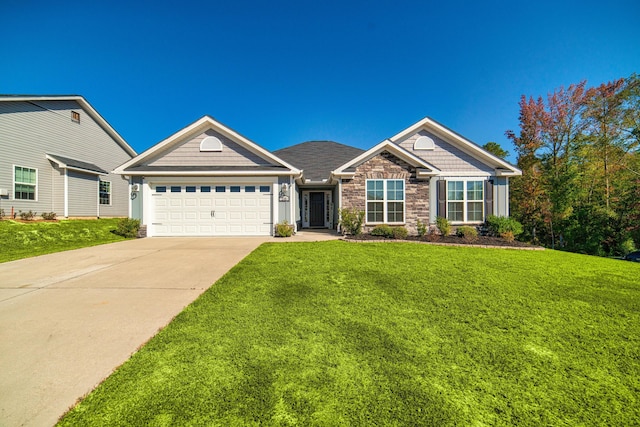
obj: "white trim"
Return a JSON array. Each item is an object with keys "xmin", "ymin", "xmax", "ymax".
[
  {"xmin": 114, "ymin": 116, "xmax": 300, "ymax": 175},
  {"xmin": 99, "ymin": 180, "xmax": 112, "ymax": 206},
  {"xmin": 365, "ymin": 179, "xmax": 406, "ymax": 226},
  {"xmin": 13, "ymin": 164, "xmax": 38, "ymax": 202},
  {"xmin": 200, "ymin": 136, "xmax": 223, "ymax": 152},
  {"xmin": 437, "ymin": 171, "xmax": 492, "ymax": 177},
  {"xmin": 272, "ymin": 182, "xmax": 279, "ymax": 234},
  {"xmin": 445, "ymin": 178, "xmax": 485, "ymax": 224},
  {"xmin": 45, "ymin": 154, "xmax": 108, "ymax": 176},
  {"xmin": 120, "ymin": 170, "xmax": 296, "ymax": 177},
  {"xmin": 2, "ymin": 96, "xmax": 136, "ymax": 157},
  {"xmin": 332, "ymin": 140, "xmax": 440, "ymax": 176},
  {"xmin": 389, "ymin": 117, "xmax": 521, "ymax": 175},
  {"xmin": 64, "ymin": 169, "xmax": 68, "ymax": 217},
  {"xmin": 301, "ymin": 190, "xmax": 332, "ymax": 228}
]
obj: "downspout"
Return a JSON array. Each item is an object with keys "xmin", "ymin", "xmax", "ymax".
[
  {"xmin": 337, "ymin": 178, "xmax": 342, "ymax": 233},
  {"xmin": 96, "ymin": 179, "xmax": 100, "ymax": 218},
  {"xmin": 289, "ymin": 175, "xmax": 296, "ymax": 232},
  {"xmin": 64, "ymin": 169, "xmax": 68, "ymax": 218}
]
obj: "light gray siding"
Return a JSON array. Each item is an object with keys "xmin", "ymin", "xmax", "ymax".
[
  {"xmin": 495, "ymin": 177, "xmax": 510, "ymax": 217},
  {"xmin": 0, "ymin": 100, "xmax": 133, "ymax": 217},
  {"xmin": 147, "ymin": 129, "xmax": 275, "ymax": 167},
  {"xmin": 131, "ymin": 176, "xmax": 143, "ymax": 220},
  {"xmin": 68, "ymin": 171, "xmax": 97, "ymax": 217},
  {"xmin": 398, "ymin": 130, "xmax": 494, "ymax": 174}
]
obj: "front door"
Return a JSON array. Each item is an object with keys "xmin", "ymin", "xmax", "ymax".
[{"xmin": 309, "ymin": 192, "xmax": 325, "ymax": 227}]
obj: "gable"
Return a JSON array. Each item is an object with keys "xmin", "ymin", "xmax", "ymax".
[
  {"xmin": 146, "ymin": 128, "xmax": 276, "ymax": 167},
  {"xmin": 397, "ymin": 130, "xmax": 494, "ymax": 174}
]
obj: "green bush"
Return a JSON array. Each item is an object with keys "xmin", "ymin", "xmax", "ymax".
[
  {"xmin": 416, "ymin": 218, "xmax": 428, "ymax": 237},
  {"xmin": 18, "ymin": 210, "xmax": 36, "ymax": 221},
  {"xmin": 457, "ymin": 226, "xmax": 478, "ymax": 242},
  {"xmin": 371, "ymin": 224, "xmax": 394, "ymax": 238},
  {"xmin": 0, "ymin": 208, "xmax": 4, "ymax": 219},
  {"xmin": 41, "ymin": 212, "xmax": 57, "ymax": 220},
  {"xmin": 339, "ymin": 208, "xmax": 365, "ymax": 235},
  {"xmin": 114, "ymin": 218, "xmax": 141, "ymax": 238},
  {"xmin": 486, "ymin": 215, "xmax": 523, "ymax": 238},
  {"xmin": 436, "ymin": 216, "xmax": 451, "ymax": 236},
  {"xmin": 275, "ymin": 220, "xmax": 294, "ymax": 237},
  {"xmin": 392, "ymin": 226, "xmax": 408, "ymax": 239}
]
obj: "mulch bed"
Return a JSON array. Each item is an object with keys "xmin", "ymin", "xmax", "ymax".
[{"xmin": 343, "ymin": 234, "xmax": 543, "ymax": 250}]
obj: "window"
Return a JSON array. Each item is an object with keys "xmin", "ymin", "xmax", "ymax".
[
  {"xmin": 230, "ymin": 186, "xmax": 240, "ymax": 193},
  {"xmin": 71, "ymin": 111, "xmax": 80, "ymax": 122},
  {"xmin": 245, "ymin": 186, "xmax": 255, "ymax": 192},
  {"xmin": 170, "ymin": 186, "xmax": 181, "ymax": 193},
  {"xmin": 14, "ymin": 166, "xmax": 37, "ymax": 200},
  {"xmin": 156, "ymin": 186, "xmax": 167, "ymax": 193},
  {"xmin": 186, "ymin": 186, "xmax": 196, "ymax": 193},
  {"xmin": 201, "ymin": 186, "xmax": 211, "ymax": 192},
  {"xmin": 215, "ymin": 186, "xmax": 226, "ymax": 193},
  {"xmin": 366, "ymin": 179, "xmax": 404, "ymax": 223},
  {"xmin": 99, "ymin": 181, "xmax": 111, "ymax": 205},
  {"xmin": 447, "ymin": 180, "xmax": 484, "ymax": 223},
  {"xmin": 260, "ymin": 186, "xmax": 270, "ymax": 193}
]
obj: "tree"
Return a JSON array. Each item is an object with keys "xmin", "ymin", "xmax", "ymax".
[{"xmin": 482, "ymin": 141, "xmax": 509, "ymax": 159}]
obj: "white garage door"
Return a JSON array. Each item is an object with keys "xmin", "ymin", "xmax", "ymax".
[{"xmin": 152, "ymin": 184, "xmax": 272, "ymax": 236}]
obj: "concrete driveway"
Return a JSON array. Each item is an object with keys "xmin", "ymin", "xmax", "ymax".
[{"xmin": 0, "ymin": 237, "xmax": 274, "ymax": 427}]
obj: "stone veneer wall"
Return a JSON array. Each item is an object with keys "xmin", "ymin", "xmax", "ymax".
[{"xmin": 341, "ymin": 152, "xmax": 429, "ymax": 234}]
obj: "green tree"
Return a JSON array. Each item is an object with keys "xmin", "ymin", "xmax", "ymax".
[{"xmin": 482, "ymin": 141, "xmax": 509, "ymax": 159}]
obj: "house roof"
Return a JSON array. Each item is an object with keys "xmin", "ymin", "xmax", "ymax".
[
  {"xmin": 114, "ymin": 115, "xmax": 300, "ymax": 176},
  {"xmin": 0, "ymin": 94, "xmax": 137, "ymax": 158},
  {"xmin": 274, "ymin": 141, "xmax": 365, "ymax": 182},
  {"xmin": 389, "ymin": 116, "xmax": 521, "ymax": 176},
  {"xmin": 46, "ymin": 154, "xmax": 108, "ymax": 175},
  {"xmin": 332, "ymin": 140, "xmax": 441, "ymax": 178}
]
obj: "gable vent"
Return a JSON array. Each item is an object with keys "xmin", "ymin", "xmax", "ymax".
[
  {"xmin": 414, "ymin": 136, "xmax": 435, "ymax": 150},
  {"xmin": 200, "ymin": 136, "xmax": 223, "ymax": 152}
]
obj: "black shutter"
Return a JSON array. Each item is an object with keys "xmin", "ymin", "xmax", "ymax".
[
  {"xmin": 437, "ymin": 180, "xmax": 446, "ymax": 218},
  {"xmin": 485, "ymin": 180, "xmax": 494, "ymax": 218}
]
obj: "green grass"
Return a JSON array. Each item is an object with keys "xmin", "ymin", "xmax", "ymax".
[
  {"xmin": 58, "ymin": 242, "xmax": 640, "ymax": 426},
  {"xmin": 0, "ymin": 219, "xmax": 129, "ymax": 263}
]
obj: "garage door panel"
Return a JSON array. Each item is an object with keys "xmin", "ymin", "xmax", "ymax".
[{"xmin": 153, "ymin": 183, "xmax": 272, "ymax": 236}]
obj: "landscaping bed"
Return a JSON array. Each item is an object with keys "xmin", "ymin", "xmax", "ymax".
[{"xmin": 345, "ymin": 233, "xmax": 538, "ymax": 248}]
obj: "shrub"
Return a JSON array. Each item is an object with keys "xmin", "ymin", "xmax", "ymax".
[
  {"xmin": 339, "ymin": 208, "xmax": 365, "ymax": 235},
  {"xmin": 436, "ymin": 216, "xmax": 451, "ymax": 236},
  {"xmin": 486, "ymin": 215, "xmax": 523, "ymax": 239},
  {"xmin": 114, "ymin": 218, "xmax": 141, "ymax": 238},
  {"xmin": 41, "ymin": 212, "xmax": 57, "ymax": 220},
  {"xmin": 392, "ymin": 226, "xmax": 408, "ymax": 239},
  {"xmin": 501, "ymin": 231, "xmax": 515, "ymax": 242},
  {"xmin": 0, "ymin": 208, "xmax": 4, "ymax": 219},
  {"xmin": 416, "ymin": 218, "xmax": 428, "ymax": 237},
  {"xmin": 275, "ymin": 220, "xmax": 294, "ymax": 237},
  {"xmin": 371, "ymin": 224, "xmax": 394, "ymax": 238},
  {"xmin": 19, "ymin": 210, "xmax": 36, "ymax": 221},
  {"xmin": 457, "ymin": 226, "xmax": 478, "ymax": 242}
]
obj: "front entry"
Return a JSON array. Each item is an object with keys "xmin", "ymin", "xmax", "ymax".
[{"xmin": 309, "ymin": 192, "xmax": 325, "ymax": 227}]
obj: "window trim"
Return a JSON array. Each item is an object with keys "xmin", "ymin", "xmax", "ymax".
[
  {"xmin": 99, "ymin": 180, "xmax": 112, "ymax": 205},
  {"xmin": 365, "ymin": 179, "xmax": 405, "ymax": 225},
  {"xmin": 446, "ymin": 179, "xmax": 485, "ymax": 224},
  {"xmin": 13, "ymin": 165, "xmax": 38, "ymax": 201}
]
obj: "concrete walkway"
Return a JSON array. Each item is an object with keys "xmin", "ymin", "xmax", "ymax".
[{"xmin": 0, "ymin": 232, "xmax": 340, "ymax": 427}]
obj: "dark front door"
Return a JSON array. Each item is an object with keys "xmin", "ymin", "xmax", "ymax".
[{"xmin": 309, "ymin": 192, "xmax": 325, "ymax": 227}]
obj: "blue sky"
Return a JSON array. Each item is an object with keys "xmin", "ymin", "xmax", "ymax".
[{"xmin": 1, "ymin": 1, "xmax": 638, "ymax": 161}]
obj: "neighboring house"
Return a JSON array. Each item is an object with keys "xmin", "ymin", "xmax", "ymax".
[
  {"xmin": 0, "ymin": 95, "xmax": 136, "ymax": 218},
  {"xmin": 115, "ymin": 115, "xmax": 521, "ymax": 237}
]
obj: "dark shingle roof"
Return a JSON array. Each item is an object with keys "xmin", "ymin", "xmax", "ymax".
[
  {"xmin": 46, "ymin": 153, "xmax": 108, "ymax": 175},
  {"xmin": 274, "ymin": 141, "xmax": 364, "ymax": 181}
]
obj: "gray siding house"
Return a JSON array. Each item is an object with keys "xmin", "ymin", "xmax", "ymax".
[
  {"xmin": 0, "ymin": 95, "xmax": 136, "ymax": 218},
  {"xmin": 115, "ymin": 115, "xmax": 520, "ymax": 237}
]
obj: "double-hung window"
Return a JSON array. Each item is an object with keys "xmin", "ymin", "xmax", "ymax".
[
  {"xmin": 99, "ymin": 181, "xmax": 111, "ymax": 205},
  {"xmin": 366, "ymin": 179, "xmax": 404, "ymax": 223},
  {"xmin": 447, "ymin": 180, "xmax": 484, "ymax": 223},
  {"xmin": 14, "ymin": 166, "xmax": 37, "ymax": 200}
]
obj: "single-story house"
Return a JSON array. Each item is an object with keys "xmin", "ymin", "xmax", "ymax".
[
  {"xmin": 0, "ymin": 95, "xmax": 136, "ymax": 218},
  {"xmin": 114, "ymin": 116, "xmax": 521, "ymax": 236}
]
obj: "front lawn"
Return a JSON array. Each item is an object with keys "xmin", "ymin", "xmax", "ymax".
[
  {"xmin": 58, "ymin": 242, "xmax": 640, "ymax": 426},
  {"xmin": 0, "ymin": 219, "xmax": 129, "ymax": 263}
]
